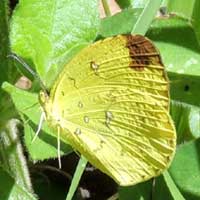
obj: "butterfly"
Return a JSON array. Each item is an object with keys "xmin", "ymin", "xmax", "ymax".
[{"xmin": 39, "ymin": 34, "xmax": 176, "ymax": 186}]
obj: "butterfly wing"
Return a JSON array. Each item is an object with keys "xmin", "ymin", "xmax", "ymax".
[{"xmin": 45, "ymin": 35, "xmax": 176, "ymax": 186}]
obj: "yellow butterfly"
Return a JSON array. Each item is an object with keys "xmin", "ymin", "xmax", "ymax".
[{"xmin": 39, "ymin": 34, "xmax": 176, "ymax": 186}]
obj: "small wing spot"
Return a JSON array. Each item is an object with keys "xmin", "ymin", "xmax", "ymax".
[
  {"xmin": 90, "ymin": 61, "xmax": 99, "ymax": 74},
  {"xmin": 61, "ymin": 91, "xmax": 65, "ymax": 96},
  {"xmin": 84, "ymin": 116, "xmax": 89, "ymax": 123},
  {"xmin": 166, "ymin": 156, "xmax": 171, "ymax": 162},
  {"xmin": 78, "ymin": 101, "xmax": 83, "ymax": 108},
  {"xmin": 74, "ymin": 128, "xmax": 81, "ymax": 135},
  {"xmin": 105, "ymin": 111, "xmax": 114, "ymax": 125}
]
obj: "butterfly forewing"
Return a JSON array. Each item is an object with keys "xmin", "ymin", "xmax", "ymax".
[{"xmin": 44, "ymin": 35, "xmax": 176, "ymax": 186}]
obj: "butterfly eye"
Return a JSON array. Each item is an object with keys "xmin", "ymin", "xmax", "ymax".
[{"xmin": 39, "ymin": 91, "xmax": 49, "ymax": 105}]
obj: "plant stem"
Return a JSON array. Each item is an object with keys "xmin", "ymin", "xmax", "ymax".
[
  {"xmin": 0, "ymin": 119, "xmax": 33, "ymax": 192},
  {"xmin": 102, "ymin": 0, "xmax": 111, "ymax": 17}
]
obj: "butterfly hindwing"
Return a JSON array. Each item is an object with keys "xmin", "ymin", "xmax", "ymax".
[{"xmin": 42, "ymin": 35, "xmax": 176, "ymax": 186}]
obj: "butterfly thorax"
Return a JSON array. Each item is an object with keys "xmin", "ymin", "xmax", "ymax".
[{"xmin": 39, "ymin": 90, "xmax": 60, "ymax": 128}]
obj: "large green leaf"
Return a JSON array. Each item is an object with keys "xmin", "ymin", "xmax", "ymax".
[
  {"xmin": 169, "ymin": 138, "xmax": 200, "ymax": 200},
  {"xmin": 2, "ymin": 82, "xmax": 72, "ymax": 161},
  {"xmin": 10, "ymin": 0, "xmax": 100, "ymax": 88}
]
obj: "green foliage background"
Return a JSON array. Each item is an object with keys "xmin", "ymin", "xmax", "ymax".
[{"xmin": 0, "ymin": 0, "xmax": 200, "ymax": 200}]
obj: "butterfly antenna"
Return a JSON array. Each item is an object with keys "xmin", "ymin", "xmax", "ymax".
[
  {"xmin": 57, "ymin": 126, "xmax": 62, "ymax": 169},
  {"xmin": 32, "ymin": 111, "xmax": 45, "ymax": 143},
  {"xmin": 7, "ymin": 53, "xmax": 47, "ymax": 92}
]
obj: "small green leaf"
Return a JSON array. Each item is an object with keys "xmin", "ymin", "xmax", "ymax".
[
  {"xmin": 99, "ymin": 8, "xmax": 142, "ymax": 38},
  {"xmin": 2, "ymin": 82, "xmax": 72, "ymax": 161}
]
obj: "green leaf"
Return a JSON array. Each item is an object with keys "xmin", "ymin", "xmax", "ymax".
[
  {"xmin": 167, "ymin": 0, "xmax": 196, "ymax": 19},
  {"xmin": 153, "ymin": 172, "xmax": 185, "ymax": 200},
  {"xmin": 119, "ymin": 180, "xmax": 152, "ymax": 200},
  {"xmin": 147, "ymin": 16, "xmax": 200, "ymax": 76},
  {"xmin": 169, "ymin": 73, "xmax": 200, "ymax": 107},
  {"xmin": 99, "ymin": 0, "xmax": 163, "ymax": 38},
  {"xmin": 167, "ymin": 0, "xmax": 200, "ymax": 46},
  {"xmin": 0, "ymin": 167, "xmax": 37, "ymax": 200},
  {"xmin": 116, "ymin": 0, "xmax": 149, "ymax": 9},
  {"xmin": 170, "ymin": 100, "xmax": 200, "ymax": 143},
  {"xmin": 99, "ymin": 8, "xmax": 142, "ymax": 38},
  {"xmin": 10, "ymin": 0, "xmax": 100, "ymax": 88},
  {"xmin": 115, "ymin": 0, "xmax": 132, "ymax": 9},
  {"xmin": 163, "ymin": 171, "xmax": 185, "ymax": 200},
  {"xmin": 169, "ymin": 138, "xmax": 200, "ymax": 199},
  {"xmin": 66, "ymin": 156, "xmax": 87, "ymax": 200},
  {"xmin": 2, "ymin": 82, "xmax": 72, "ymax": 161}
]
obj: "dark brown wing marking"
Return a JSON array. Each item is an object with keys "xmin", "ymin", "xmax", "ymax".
[{"xmin": 125, "ymin": 35, "xmax": 163, "ymax": 71}]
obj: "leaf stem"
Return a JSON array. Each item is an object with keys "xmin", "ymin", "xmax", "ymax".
[
  {"xmin": 102, "ymin": 0, "xmax": 111, "ymax": 17},
  {"xmin": 131, "ymin": 0, "xmax": 163, "ymax": 35}
]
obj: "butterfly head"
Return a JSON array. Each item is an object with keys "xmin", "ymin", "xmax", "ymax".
[
  {"xmin": 39, "ymin": 90, "xmax": 51, "ymax": 119},
  {"xmin": 39, "ymin": 90, "xmax": 61, "ymax": 128},
  {"xmin": 39, "ymin": 90, "xmax": 49, "ymax": 106}
]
